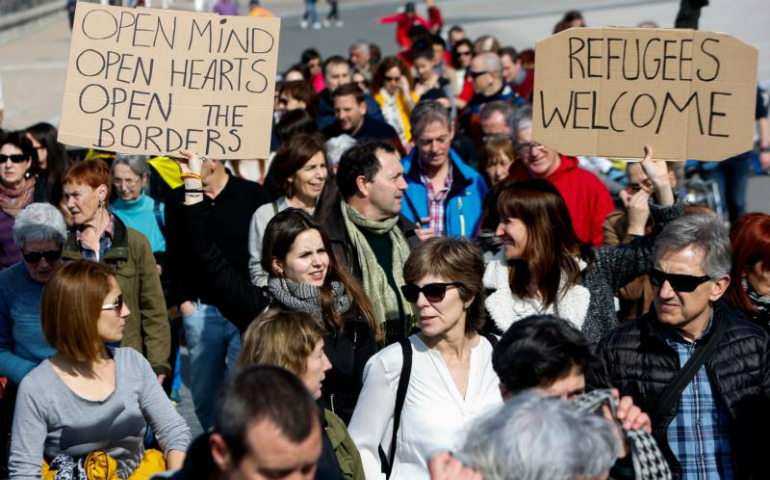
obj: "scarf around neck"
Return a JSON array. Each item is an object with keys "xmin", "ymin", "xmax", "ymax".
[
  {"xmin": 0, "ymin": 176, "xmax": 35, "ymax": 217},
  {"xmin": 267, "ymin": 276, "xmax": 352, "ymax": 320},
  {"xmin": 341, "ymin": 201, "xmax": 414, "ymax": 337}
]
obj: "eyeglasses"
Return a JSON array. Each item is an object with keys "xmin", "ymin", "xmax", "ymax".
[
  {"xmin": 516, "ymin": 141, "xmax": 543, "ymax": 156},
  {"xmin": 457, "ymin": 50, "xmax": 472, "ymax": 57},
  {"xmin": 112, "ymin": 177, "xmax": 140, "ymax": 187},
  {"xmin": 0, "ymin": 154, "xmax": 27, "ymax": 164},
  {"xmin": 102, "ymin": 294, "xmax": 124, "ymax": 312},
  {"xmin": 401, "ymin": 282, "xmax": 462, "ymax": 303},
  {"xmin": 22, "ymin": 249, "xmax": 62, "ymax": 264},
  {"xmin": 649, "ymin": 269, "xmax": 711, "ymax": 292},
  {"xmin": 468, "ymin": 70, "xmax": 489, "ymax": 79},
  {"xmin": 384, "ymin": 75, "xmax": 401, "ymax": 82}
]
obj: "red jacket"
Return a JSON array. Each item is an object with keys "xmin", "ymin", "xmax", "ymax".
[{"xmin": 508, "ymin": 155, "xmax": 614, "ymax": 246}]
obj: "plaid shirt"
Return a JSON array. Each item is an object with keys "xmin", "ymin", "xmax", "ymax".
[
  {"xmin": 75, "ymin": 213, "xmax": 116, "ymax": 262},
  {"xmin": 663, "ymin": 320, "xmax": 735, "ymax": 480},
  {"xmin": 419, "ymin": 162, "xmax": 453, "ymax": 236}
]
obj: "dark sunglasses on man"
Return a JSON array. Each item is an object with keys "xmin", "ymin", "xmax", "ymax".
[
  {"xmin": 0, "ymin": 154, "xmax": 28, "ymax": 164},
  {"xmin": 22, "ymin": 249, "xmax": 62, "ymax": 264},
  {"xmin": 649, "ymin": 269, "xmax": 711, "ymax": 292},
  {"xmin": 401, "ymin": 282, "xmax": 462, "ymax": 303}
]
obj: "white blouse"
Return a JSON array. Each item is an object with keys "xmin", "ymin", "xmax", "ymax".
[{"xmin": 348, "ymin": 334, "xmax": 502, "ymax": 480}]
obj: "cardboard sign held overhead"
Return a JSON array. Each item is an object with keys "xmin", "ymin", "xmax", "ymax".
[
  {"xmin": 532, "ymin": 28, "xmax": 758, "ymax": 161},
  {"xmin": 59, "ymin": 3, "xmax": 280, "ymax": 160}
]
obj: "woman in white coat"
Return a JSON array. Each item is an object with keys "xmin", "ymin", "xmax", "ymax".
[{"xmin": 348, "ymin": 237, "xmax": 502, "ymax": 480}]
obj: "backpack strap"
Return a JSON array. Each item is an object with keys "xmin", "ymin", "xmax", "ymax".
[
  {"xmin": 153, "ymin": 198, "xmax": 165, "ymax": 234},
  {"xmin": 383, "ymin": 338, "xmax": 412, "ymax": 478},
  {"xmin": 271, "ymin": 200, "xmax": 280, "ymax": 216},
  {"xmin": 478, "ymin": 330, "xmax": 498, "ymax": 347},
  {"xmin": 651, "ymin": 315, "xmax": 728, "ymax": 421}
]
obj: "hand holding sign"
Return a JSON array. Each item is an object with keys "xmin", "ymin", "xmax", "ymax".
[{"xmin": 532, "ymin": 28, "xmax": 758, "ymax": 161}]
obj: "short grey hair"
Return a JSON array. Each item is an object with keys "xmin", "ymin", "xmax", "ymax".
[
  {"xmin": 460, "ymin": 392, "xmax": 619, "ymax": 480},
  {"xmin": 13, "ymin": 203, "xmax": 68, "ymax": 250},
  {"xmin": 410, "ymin": 100, "xmax": 451, "ymax": 139},
  {"xmin": 325, "ymin": 134, "xmax": 357, "ymax": 167},
  {"xmin": 653, "ymin": 214, "xmax": 731, "ymax": 278},
  {"xmin": 479, "ymin": 100, "xmax": 514, "ymax": 126},
  {"xmin": 350, "ymin": 40, "xmax": 370, "ymax": 55},
  {"xmin": 112, "ymin": 154, "xmax": 150, "ymax": 177},
  {"xmin": 510, "ymin": 104, "xmax": 533, "ymax": 145},
  {"xmin": 473, "ymin": 52, "xmax": 502, "ymax": 77}
]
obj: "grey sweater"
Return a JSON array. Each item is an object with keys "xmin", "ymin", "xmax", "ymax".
[{"xmin": 10, "ymin": 347, "xmax": 190, "ymax": 480}]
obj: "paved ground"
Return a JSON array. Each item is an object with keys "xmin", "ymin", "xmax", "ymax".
[{"xmin": 1, "ymin": 0, "xmax": 769, "ymax": 438}]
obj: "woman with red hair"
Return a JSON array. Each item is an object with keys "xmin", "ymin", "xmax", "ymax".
[{"xmin": 726, "ymin": 213, "xmax": 770, "ymax": 332}]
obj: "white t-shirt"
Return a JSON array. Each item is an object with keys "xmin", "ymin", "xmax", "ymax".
[{"xmin": 348, "ymin": 334, "xmax": 503, "ymax": 480}]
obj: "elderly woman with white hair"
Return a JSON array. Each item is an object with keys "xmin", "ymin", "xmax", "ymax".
[
  {"xmin": 0, "ymin": 203, "xmax": 66, "ymax": 385},
  {"xmin": 455, "ymin": 392, "xmax": 620, "ymax": 480}
]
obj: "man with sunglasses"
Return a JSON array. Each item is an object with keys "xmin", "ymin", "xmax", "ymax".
[{"xmin": 589, "ymin": 215, "xmax": 770, "ymax": 480}]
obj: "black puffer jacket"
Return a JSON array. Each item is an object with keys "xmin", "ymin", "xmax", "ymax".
[{"xmin": 587, "ymin": 302, "xmax": 770, "ymax": 479}]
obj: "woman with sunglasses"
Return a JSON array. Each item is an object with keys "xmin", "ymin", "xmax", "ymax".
[
  {"xmin": 485, "ymin": 147, "xmax": 679, "ymax": 344},
  {"xmin": 9, "ymin": 260, "xmax": 190, "ymax": 479},
  {"xmin": 25, "ymin": 122, "xmax": 70, "ymax": 187},
  {"xmin": 0, "ymin": 204, "xmax": 65, "ymax": 386},
  {"xmin": 348, "ymin": 237, "xmax": 502, "ymax": 480},
  {"xmin": 370, "ymin": 57, "xmax": 417, "ymax": 147},
  {"xmin": 451, "ymin": 39, "xmax": 474, "ymax": 110},
  {"xmin": 177, "ymin": 149, "xmax": 378, "ymax": 424},
  {"xmin": 0, "ymin": 131, "xmax": 49, "ymax": 270}
]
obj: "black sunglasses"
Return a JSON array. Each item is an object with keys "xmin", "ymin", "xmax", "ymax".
[
  {"xmin": 0, "ymin": 154, "xmax": 27, "ymax": 164},
  {"xmin": 468, "ymin": 70, "xmax": 489, "ymax": 79},
  {"xmin": 22, "ymin": 249, "xmax": 62, "ymax": 264},
  {"xmin": 384, "ymin": 75, "xmax": 401, "ymax": 82},
  {"xmin": 649, "ymin": 269, "xmax": 711, "ymax": 292},
  {"xmin": 401, "ymin": 282, "xmax": 462, "ymax": 303},
  {"xmin": 102, "ymin": 294, "xmax": 124, "ymax": 312},
  {"xmin": 457, "ymin": 50, "xmax": 472, "ymax": 57}
]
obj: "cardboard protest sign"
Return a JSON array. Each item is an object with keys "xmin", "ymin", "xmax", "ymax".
[
  {"xmin": 59, "ymin": 3, "xmax": 280, "ymax": 160},
  {"xmin": 532, "ymin": 28, "xmax": 758, "ymax": 161}
]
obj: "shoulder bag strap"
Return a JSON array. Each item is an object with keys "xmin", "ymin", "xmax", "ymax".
[
  {"xmin": 651, "ymin": 317, "xmax": 728, "ymax": 421},
  {"xmin": 384, "ymin": 338, "xmax": 413, "ymax": 478},
  {"xmin": 271, "ymin": 200, "xmax": 280, "ymax": 216},
  {"xmin": 477, "ymin": 329, "xmax": 499, "ymax": 347}
]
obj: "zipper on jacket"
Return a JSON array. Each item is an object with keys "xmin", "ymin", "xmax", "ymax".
[
  {"xmin": 329, "ymin": 393, "xmax": 336, "ymax": 414},
  {"xmin": 458, "ymin": 197, "xmax": 465, "ymax": 237}
]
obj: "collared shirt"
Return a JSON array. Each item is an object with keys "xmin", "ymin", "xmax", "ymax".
[
  {"xmin": 418, "ymin": 161, "xmax": 453, "ymax": 236},
  {"xmin": 663, "ymin": 319, "xmax": 735, "ymax": 480},
  {"xmin": 75, "ymin": 213, "xmax": 116, "ymax": 262}
]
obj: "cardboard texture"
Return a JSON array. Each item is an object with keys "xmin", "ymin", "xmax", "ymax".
[
  {"xmin": 58, "ymin": 2, "xmax": 280, "ymax": 159},
  {"xmin": 532, "ymin": 27, "xmax": 758, "ymax": 161}
]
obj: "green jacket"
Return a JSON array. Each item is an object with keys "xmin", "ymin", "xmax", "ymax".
[
  {"xmin": 63, "ymin": 215, "xmax": 171, "ymax": 374},
  {"xmin": 324, "ymin": 409, "xmax": 365, "ymax": 480}
]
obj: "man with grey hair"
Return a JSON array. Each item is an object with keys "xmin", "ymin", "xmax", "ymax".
[
  {"xmin": 429, "ymin": 392, "xmax": 620, "ymax": 480},
  {"xmin": 479, "ymin": 100, "xmax": 514, "ymax": 138},
  {"xmin": 349, "ymin": 40, "xmax": 373, "ymax": 79},
  {"xmin": 0, "ymin": 203, "xmax": 67, "ymax": 385},
  {"xmin": 401, "ymin": 101, "xmax": 487, "ymax": 238},
  {"xmin": 507, "ymin": 104, "xmax": 614, "ymax": 246},
  {"xmin": 589, "ymin": 215, "xmax": 770, "ymax": 480}
]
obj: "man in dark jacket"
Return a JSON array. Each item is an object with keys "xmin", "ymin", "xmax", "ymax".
[
  {"xmin": 318, "ymin": 139, "xmax": 422, "ymax": 342},
  {"xmin": 588, "ymin": 215, "xmax": 770, "ymax": 480},
  {"xmin": 165, "ymin": 158, "xmax": 270, "ymax": 431},
  {"xmin": 153, "ymin": 366, "xmax": 344, "ymax": 480},
  {"xmin": 317, "ymin": 56, "xmax": 384, "ymax": 131}
]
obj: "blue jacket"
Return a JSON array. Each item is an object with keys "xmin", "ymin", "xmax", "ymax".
[{"xmin": 401, "ymin": 148, "xmax": 487, "ymax": 238}]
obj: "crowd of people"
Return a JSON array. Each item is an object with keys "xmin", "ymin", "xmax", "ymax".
[{"xmin": 1, "ymin": 1, "xmax": 770, "ymax": 480}]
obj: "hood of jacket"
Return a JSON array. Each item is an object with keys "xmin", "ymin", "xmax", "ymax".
[{"xmin": 508, "ymin": 154, "xmax": 578, "ymax": 184}]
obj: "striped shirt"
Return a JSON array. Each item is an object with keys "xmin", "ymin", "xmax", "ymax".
[{"xmin": 663, "ymin": 321, "xmax": 735, "ymax": 480}]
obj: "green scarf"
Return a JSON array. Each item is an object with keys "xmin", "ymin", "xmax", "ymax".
[{"xmin": 341, "ymin": 201, "xmax": 414, "ymax": 339}]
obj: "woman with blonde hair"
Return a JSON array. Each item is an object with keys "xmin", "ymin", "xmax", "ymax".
[
  {"xmin": 9, "ymin": 260, "xmax": 189, "ymax": 479},
  {"xmin": 370, "ymin": 57, "xmax": 418, "ymax": 146},
  {"xmin": 239, "ymin": 308, "xmax": 365, "ymax": 480}
]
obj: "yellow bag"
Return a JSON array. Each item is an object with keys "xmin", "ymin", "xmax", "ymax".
[{"xmin": 42, "ymin": 448, "xmax": 166, "ymax": 480}]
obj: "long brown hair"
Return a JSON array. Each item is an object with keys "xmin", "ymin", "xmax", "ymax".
[
  {"xmin": 370, "ymin": 56, "xmax": 414, "ymax": 98},
  {"xmin": 261, "ymin": 209, "xmax": 380, "ymax": 338},
  {"xmin": 41, "ymin": 260, "xmax": 115, "ymax": 362},
  {"xmin": 495, "ymin": 179, "xmax": 591, "ymax": 307},
  {"xmin": 728, "ymin": 213, "xmax": 770, "ymax": 314},
  {"xmin": 269, "ymin": 133, "xmax": 327, "ymax": 198}
]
